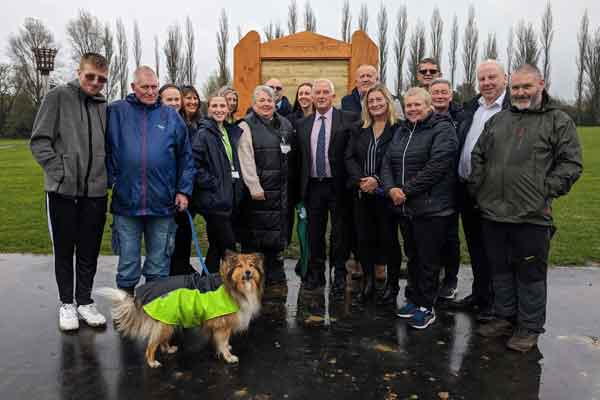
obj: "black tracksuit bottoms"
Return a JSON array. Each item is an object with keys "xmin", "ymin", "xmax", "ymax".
[
  {"xmin": 203, "ymin": 213, "xmax": 237, "ymax": 274},
  {"xmin": 482, "ymin": 220, "xmax": 552, "ymax": 333},
  {"xmin": 46, "ymin": 192, "xmax": 107, "ymax": 305},
  {"xmin": 398, "ymin": 214, "xmax": 453, "ymax": 309}
]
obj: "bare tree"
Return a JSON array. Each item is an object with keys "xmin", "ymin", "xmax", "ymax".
[
  {"xmin": 237, "ymin": 26, "xmax": 243, "ymax": 42},
  {"xmin": 304, "ymin": 1, "xmax": 316, "ymax": 32},
  {"xmin": 154, "ymin": 35, "xmax": 160, "ymax": 81},
  {"xmin": 216, "ymin": 9, "xmax": 231, "ymax": 87},
  {"xmin": 377, "ymin": 3, "xmax": 389, "ymax": 84},
  {"xmin": 448, "ymin": 15, "xmax": 459, "ymax": 89},
  {"xmin": 132, "ymin": 20, "xmax": 142, "ymax": 68},
  {"xmin": 182, "ymin": 17, "xmax": 197, "ymax": 86},
  {"xmin": 515, "ymin": 20, "xmax": 540, "ymax": 67},
  {"xmin": 394, "ymin": 4, "xmax": 408, "ymax": 95},
  {"xmin": 506, "ymin": 26, "xmax": 514, "ymax": 80},
  {"xmin": 408, "ymin": 20, "xmax": 426, "ymax": 86},
  {"xmin": 462, "ymin": 5, "xmax": 479, "ymax": 99},
  {"xmin": 202, "ymin": 70, "xmax": 221, "ymax": 100},
  {"xmin": 66, "ymin": 9, "xmax": 104, "ymax": 62},
  {"xmin": 275, "ymin": 22, "xmax": 284, "ymax": 39},
  {"xmin": 540, "ymin": 1, "xmax": 554, "ymax": 89},
  {"xmin": 163, "ymin": 23, "xmax": 183, "ymax": 85},
  {"xmin": 8, "ymin": 17, "xmax": 57, "ymax": 108},
  {"xmin": 430, "ymin": 7, "xmax": 444, "ymax": 68},
  {"xmin": 341, "ymin": 0, "xmax": 352, "ymax": 42},
  {"xmin": 585, "ymin": 28, "xmax": 600, "ymax": 123},
  {"xmin": 115, "ymin": 18, "xmax": 129, "ymax": 99},
  {"xmin": 483, "ymin": 32, "xmax": 498, "ymax": 60},
  {"xmin": 264, "ymin": 22, "xmax": 274, "ymax": 41},
  {"xmin": 102, "ymin": 24, "xmax": 118, "ymax": 101},
  {"xmin": 358, "ymin": 3, "xmax": 368, "ymax": 33},
  {"xmin": 576, "ymin": 10, "xmax": 589, "ymax": 121},
  {"xmin": 288, "ymin": 0, "xmax": 298, "ymax": 35},
  {"xmin": 0, "ymin": 64, "xmax": 21, "ymax": 132}
]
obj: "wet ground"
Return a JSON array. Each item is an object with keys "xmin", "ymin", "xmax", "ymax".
[{"xmin": 0, "ymin": 255, "xmax": 599, "ymax": 400}]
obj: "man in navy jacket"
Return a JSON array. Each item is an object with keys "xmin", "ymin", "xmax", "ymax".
[{"xmin": 106, "ymin": 66, "xmax": 195, "ymax": 294}]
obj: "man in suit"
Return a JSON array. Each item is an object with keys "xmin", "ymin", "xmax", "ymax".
[
  {"xmin": 296, "ymin": 79, "xmax": 359, "ymax": 295},
  {"xmin": 452, "ymin": 59, "xmax": 511, "ymax": 321}
]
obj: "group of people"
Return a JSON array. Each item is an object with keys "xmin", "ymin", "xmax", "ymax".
[{"xmin": 30, "ymin": 50, "xmax": 582, "ymax": 354}]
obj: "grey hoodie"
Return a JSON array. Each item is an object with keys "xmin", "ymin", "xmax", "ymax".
[{"xmin": 30, "ymin": 79, "xmax": 107, "ymax": 197}]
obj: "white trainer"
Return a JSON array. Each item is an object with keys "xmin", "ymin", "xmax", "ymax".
[
  {"xmin": 77, "ymin": 303, "xmax": 106, "ymax": 327},
  {"xmin": 59, "ymin": 303, "xmax": 79, "ymax": 331}
]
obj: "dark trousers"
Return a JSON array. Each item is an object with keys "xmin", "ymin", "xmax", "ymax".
[
  {"xmin": 482, "ymin": 220, "xmax": 551, "ymax": 333},
  {"xmin": 170, "ymin": 211, "xmax": 195, "ymax": 276},
  {"xmin": 306, "ymin": 179, "xmax": 351, "ymax": 277},
  {"xmin": 354, "ymin": 193, "xmax": 402, "ymax": 280},
  {"xmin": 204, "ymin": 213, "xmax": 237, "ymax": 274},
  {"xmin": 458, "ymin": 183, "xmax": 492, "ymax": 308},
  {"xmin": 398, "ymin": 215, "xmax": 452, "ymax": 309},
  {"xmin": 441, "ymin": 212, "xmax": 460, "ymax": 286},
  {"xmin": 46, "ymin": 192, "xmax": 107, "ymax": 305}
]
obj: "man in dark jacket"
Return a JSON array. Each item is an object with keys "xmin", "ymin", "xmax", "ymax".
[
  {"xmin": 341, "ymin": 64, "xmax": 378, "ymax": 114},
  {"xmin": 266, "ymin": 78, "xmax": 292, "ymax": 117},
  {"xmin": 297, "ymin": 79, "xmax": 359, "ymax": 294},
  {"xmin": 106, "ymin": 66, "xmax": 195, "ymax": 294},
  {"xmin": 471, "ymin": 64, "xmax": 582, "ymax": 352},
  {"xmin": 31, "ymin": 53, "xmax": 110, "ymax": 331},
  {"xmin": 452, "ymin": 59, "xmax": 511, "ymax": 321},
  {"xmin": 429, "ymin": 79, "xmax": 466, "ymax": 301}
]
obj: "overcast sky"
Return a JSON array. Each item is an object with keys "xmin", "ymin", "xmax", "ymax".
[{"xmin": 1, "ymin": 0, "xmax": 598, "ymax": 100}]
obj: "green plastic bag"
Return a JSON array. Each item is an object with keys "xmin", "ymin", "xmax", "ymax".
[{"xmin": 294, "ymin": 202, "xmax": 309, "ymax": 278}]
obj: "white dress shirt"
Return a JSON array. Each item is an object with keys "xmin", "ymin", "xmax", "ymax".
[{"xmin": 458, "ymin": 91, "xmax": 506, "ymax": 180}]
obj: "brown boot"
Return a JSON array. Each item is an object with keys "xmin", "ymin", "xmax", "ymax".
[
  {"xmin": 506, "ymin": 328, "xmax": 539, "ymax": 353},
  {"xmin": 477, "ymin": 319, "xmax": 513, "ymax": 337}
]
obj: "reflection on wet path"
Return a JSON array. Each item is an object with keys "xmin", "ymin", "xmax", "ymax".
[{"xmin": 0, "ymin": 255, "xmax": 599, "ymax": 399}]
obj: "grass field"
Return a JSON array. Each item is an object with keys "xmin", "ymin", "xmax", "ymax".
[{"xmin": 1, "ymin": 128, "xmax": 598, "ymax": 265}]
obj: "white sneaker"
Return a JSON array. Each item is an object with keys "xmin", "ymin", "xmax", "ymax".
[
  {"xmin": 59, "ymin": 303, "xmax": 79, "ymax": 331},
  {"xmin": 77, "ymin": 303, "xmax": 106, "ymax": 327}
]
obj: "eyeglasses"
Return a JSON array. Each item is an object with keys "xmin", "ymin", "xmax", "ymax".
[
  {"xmin": 418, "ymin": 69, "xmax": 439, "ymax": 75},
  {"xmin": 84, "ymin": 73, "xmax": 107, "ymax": 84},
  {"xmin": 269, "ymin": 86, "xmax": 283, "ymax": 91}
]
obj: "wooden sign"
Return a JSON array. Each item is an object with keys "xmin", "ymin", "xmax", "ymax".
[{"xmin": 233, "ymin": 30, "xmax": 378, "ymax": 118}]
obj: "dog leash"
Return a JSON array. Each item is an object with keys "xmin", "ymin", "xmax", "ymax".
[{"xmin": 185, "ymin": 209, "xmax": 211, "ymax": 276}]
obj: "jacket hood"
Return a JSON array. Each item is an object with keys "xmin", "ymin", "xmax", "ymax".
[
  {"xmin": 509, "ymin": 90, "xmax": 557, "ymax": 114},
  {"xmin": 126, "ymin": 93, "xmax": 161, "ymax": 109},
  {"xmin": 67, "ymin": 79, "xmax": 106, "ymax": 103}
]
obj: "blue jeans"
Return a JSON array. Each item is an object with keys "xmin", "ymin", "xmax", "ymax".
[{"xmin": 112, "ymin": 215, "xmax": 176, "ymax": 289}]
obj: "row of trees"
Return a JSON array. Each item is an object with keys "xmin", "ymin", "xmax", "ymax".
[{"xmin": 0, "ymin": 2, "xmax": 599, "ymax": 137}]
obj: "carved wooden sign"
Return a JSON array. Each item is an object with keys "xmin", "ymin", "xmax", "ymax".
[{"xmin": 233, "ymin": 30, "xmax": 378, "ymax": 118}]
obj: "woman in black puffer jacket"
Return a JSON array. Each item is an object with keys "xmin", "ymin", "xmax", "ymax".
[
  {"xmin": 190, "ymin": 94, "xmax": 244, "ymax": 273},
  {"xmin": 381, "ymin": 87, "xmax": 458, "ymax": 330}
]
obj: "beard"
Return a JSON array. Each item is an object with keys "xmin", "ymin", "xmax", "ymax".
[{"xmin": 513, "ymin": 91, "xmax": 543, "ymax": 110}]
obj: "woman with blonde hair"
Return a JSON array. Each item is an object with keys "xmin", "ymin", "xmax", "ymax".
[
  {"xmin": 380, "ymin": 87, "xmax": 458, "ymax": 329},
  {"xmin": 345, "ymin": 83, "xmax": 403, "ymax": 305}
]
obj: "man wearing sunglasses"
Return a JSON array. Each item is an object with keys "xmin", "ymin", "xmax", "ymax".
[
  {"xmin": 265, "ymin": 78, "xmax": 292, "ymax": 117},
  {"xmin": 416, "ymin": 58, "xmax": 442, "ymax": 89},
  {"xmin": 30, "ymin": 53, "xmax": 110, "ymax": 331}
]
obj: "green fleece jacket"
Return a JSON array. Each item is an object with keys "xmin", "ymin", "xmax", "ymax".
[
  {"xmin": 143, "ymin": 285, "xmax": 239, "ymax": 328},
  {"xmin": 468, "ymin": 92, "xmax": 583, "ymax": 226}
]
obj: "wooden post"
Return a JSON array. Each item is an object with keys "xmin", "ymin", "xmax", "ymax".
[{"xmin": 234, "ymin": 31, "xmax": 261, "ymax": 119}]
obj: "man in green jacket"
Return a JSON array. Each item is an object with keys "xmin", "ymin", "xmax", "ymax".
[{"xmin": 469, "ymin": 64, "xmax": 583, "ymax": 352}]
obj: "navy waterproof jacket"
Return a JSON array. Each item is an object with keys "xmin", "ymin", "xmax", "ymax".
[{"xmin": 106, "ymin": 94, "xmax": 196, "ymax": 217}]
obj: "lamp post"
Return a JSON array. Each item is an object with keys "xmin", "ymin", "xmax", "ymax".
[{"xmin": 32, "ymin": 47, "xmax": 58, "ymax": 98}]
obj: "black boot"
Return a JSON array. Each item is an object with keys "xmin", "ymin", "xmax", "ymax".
[
  {"xmin": 357, "ymin": 266, "xmax": 374, "ymax": 304},
  {"xmin": 377, "ymin": 267, "xmax": 400, "ymax": 306}
]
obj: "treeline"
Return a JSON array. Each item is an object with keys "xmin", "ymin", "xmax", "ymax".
[{"xmin": 0, "ymin": 1, "xmax": 599, "ymax": 137}]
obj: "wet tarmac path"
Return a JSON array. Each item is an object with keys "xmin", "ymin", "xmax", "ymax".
[{"xmin": 0, "ymin": 255, "xmax": 599, "ymax": 399}]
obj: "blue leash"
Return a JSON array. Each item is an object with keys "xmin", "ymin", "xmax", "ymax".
[{"xmin": 185, "ymin": 209, "xmax": 210, "ymax": 276}]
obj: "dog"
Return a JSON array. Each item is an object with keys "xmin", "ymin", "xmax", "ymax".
[{"xmin": 96, "ymin": 250, "xmax": 264, "ymax": 368}]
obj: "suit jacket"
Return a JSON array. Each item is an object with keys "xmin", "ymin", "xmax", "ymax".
[{"xmin": 296, "ymin": 107, "xmax": 359, "ymax": 200}]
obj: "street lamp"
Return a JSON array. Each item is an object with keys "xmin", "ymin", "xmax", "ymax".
[{"xmin": 32, "ymin": 47, "xmax": 58, "ymax": 97}]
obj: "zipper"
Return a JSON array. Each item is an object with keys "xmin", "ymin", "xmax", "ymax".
[
  {"xmin": 141, "ymin": 109, "xmax": 148, "ymax": 212},
  {"xmin": 83, "ymin": 97, "xmax": 93, "ymax": 197},
  {"xmin": 401, "ymin": 122, "xmax": 417, "ymax": 214}
]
